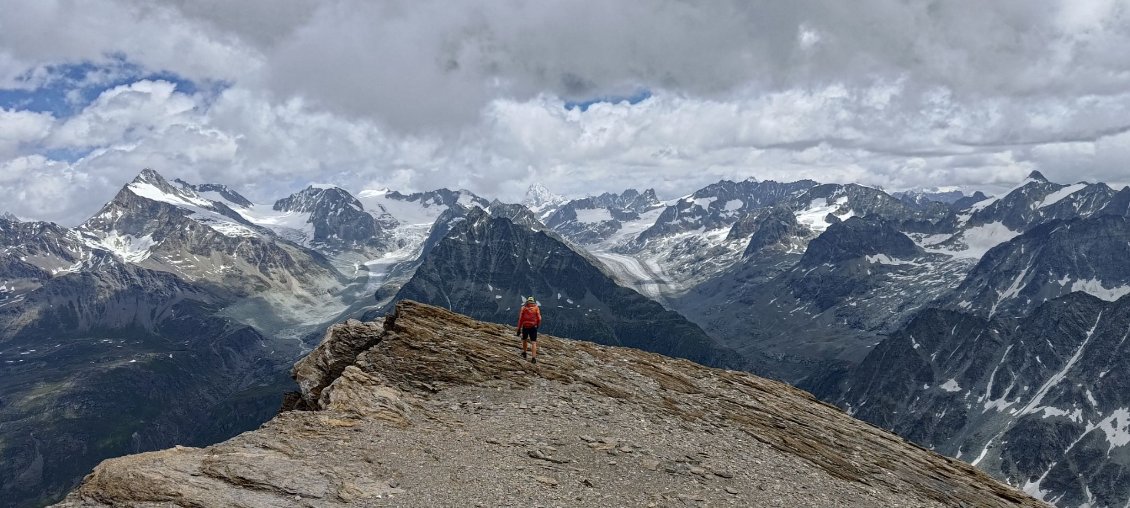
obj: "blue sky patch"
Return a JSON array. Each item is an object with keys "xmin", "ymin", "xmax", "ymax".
[
  {"xmin": 0, "ymin": 54, "xmax": 218, "ymax": 118},
  {"xmin": 564, "ymin": 89, "xmax": 652, "ymax": 111},
  {"xmin": 43, "ymin": 147, "xmax": 95, "ymax": 163}
]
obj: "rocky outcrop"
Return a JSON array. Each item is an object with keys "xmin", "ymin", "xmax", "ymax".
[
  {"xmin": 57, "ymin": 301, "xmax": 1041, "ymax": 507},
  {"xmin": 290, "ymin": 319, "xmax": 385, "ymax": 409},
  {"xmin": 797, "ymin": 216, "xmax": 921, "ymax": 267}
]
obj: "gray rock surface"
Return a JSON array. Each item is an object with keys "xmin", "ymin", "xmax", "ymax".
[
  {"xmin": 814, "ymin": 292, "xmax": 1130, "ymax": 507},
  {"xmin": 56, "ymin": 301, "xmax": 1042, "ymax": 508},
  {"xmin": 388, "ymin": 207, "xmax": 747, "ymax": 371}
]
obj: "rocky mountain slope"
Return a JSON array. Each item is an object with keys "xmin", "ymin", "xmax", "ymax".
[
  {"xmin": 0, "ymin": 249, "xmax": 295, "ymax": 507},
  {"xmin": 55, "ymin": 301, "xmax": 1042, "ymax": 508},
  {"xmin": 0, "ymin": 171, "xmax": 359, "ymax": 507},
  {"xmin": 387, "ymin": 207, "xmax": 747, "ymax": 371},
  {"xmin": 79, "ymin": 170, "xmax": 348, "ymax": 317},
  {"xmin": 810, "ymin": 218, "xmax": 1130, "ymax": 507},
  {"xmin": 270, "ymin": 185, "xmax": 396, "ymax": 262},
  {"xmin": 544, "ymin": 188, "xmax": 664, "ymax": 244},
  {"xmin": 529, "ymin": 173, "xmax": 1130, "ymax": 505}
]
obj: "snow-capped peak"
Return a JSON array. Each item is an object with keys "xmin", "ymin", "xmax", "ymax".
[
  {"xmin": 126, "ymin": 170, "xmax": 214, "ymax": 209},
  {"xmin": 523, "ymin": 182, "xmax": 566, "ymax": 210},
  {"xmin": 131, "ymin": 168, "xmax": 167, "ymax": 186},
  {"xmin": 1, "ymin": 211, "xmax": 19, "ymax": 222}
]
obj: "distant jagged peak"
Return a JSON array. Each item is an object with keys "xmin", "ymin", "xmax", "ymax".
[
  {"xmin": 1, "ymin": 211, "xmax": 19, "ymax": 222},
  {"xmin": 892, "ymin": 188, "xmax": 967, "ymax": 204},
  {"xmin": 384, "ymin": 188, "xmax": 490, "ymax": 210},
  {"xmin": 131, "ymin": 167, "xmax": 169, "ymax": 186},
  {"xmin": 273, "ymin": 185, "xmax": 363, "ymax": 213},
  {"xmin": 127, "ymin": 168, "xmax": 180, "ymax": 195},
  {"xmin": 610, "ymin": 187, "xmax": 660, "ymax": 205},
  {"xmin": 120, "ymin": 169, "xmax": 216, "ymax": 209},
  {"xmin": 522, "ymin": 182, "xmax": 566, "ymax": 210},
  {"xmin": 173, "ymin": 179, "xmax": 254, "ymax": 209},
  {"xmin": 448, "ymin": 202, "xmax": 547, "ymax": 234},
  {"xmin": 1026, "ymin": 170, "xmax": 1050, "ymax": 183}
]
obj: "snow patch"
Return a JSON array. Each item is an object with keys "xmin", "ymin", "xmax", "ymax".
[
  {"xmin": 236, "ymin": 206, "xmax": 314, "ymax": 244},
  {"xmin": 456, "ymin": 191, "xmax": 478, "ymax": 208},
  {"xmin": 723, "ymin": 199, "xmax": 743, "ymax": 212},
  {"xmin": 940, "ymin": 379, "xmax": 962, "ymax": 392},
  {"xmin": 1069, "ymin": 279, "xmax": 1130, "ymax": 302},
  {"xmin": 129, "ymin": 182, "xmax": 260, "ymax": 238},
  {"xmin": 574, "ymin": 208, "xmax": 613, "ymax": 223},
  {"xmin": 128, "ymin": 182, "xmax": 212, "ymax": 209},
  {"xmin": 358, "ymin": 189, "xmax": 445, "ymax": 226},
  {"xmin": 1096, "ymin": 408, "xmax": 1130, "ymax": 449},
  {"xmin": 795, "ymin": 196, "xmax": 853, "ymax": 233},
  {"xmin": 865, "ymin": 254, "xmax": 917, "ymax": 266},
  {"xmin": 1020, "ymin": 312, "xmax": 1104, "ymax": 416},
  {"xmin": 96, "ymin": 231, "xmax": 156, "ymax": 263},
  {"xmin": 931, "ymin": 222, "xmax": 1021, "ymax": 260},
  {"xmin": 690, "ymin": 196, "xmax": 717, "ymax": 209},
  {"xmin": 1036, "ymin": 183, "xmax": 1087, "ymax": 208}
]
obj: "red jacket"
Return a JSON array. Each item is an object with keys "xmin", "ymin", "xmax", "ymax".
[{"xmin": 517, "ymin": 303, "xmax": 541, "ymax": 328}]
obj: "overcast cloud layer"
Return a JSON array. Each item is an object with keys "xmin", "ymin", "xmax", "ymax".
[{"xmin": 2, "ymin": 0, "xmax": 1130, "ymax": 224}]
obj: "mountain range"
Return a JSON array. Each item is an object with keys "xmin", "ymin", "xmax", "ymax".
[{"xmin": 3, "ymin": 167, "xmax": 1130, "ymax": 506}]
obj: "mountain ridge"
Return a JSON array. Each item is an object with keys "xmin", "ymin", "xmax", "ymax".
[{"xmin": 54, "ymin": 301, "xmax": 1043, "ymax": 507}]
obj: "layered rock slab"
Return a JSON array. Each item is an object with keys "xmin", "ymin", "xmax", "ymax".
[{"xmin": 57, "ymin": 301, "xmax": 1042, "ymax": 507}]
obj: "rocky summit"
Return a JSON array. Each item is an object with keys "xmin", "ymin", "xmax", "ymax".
[{"xmin": 57, "ymin": 301, "xmax": 1040, "ymax": 507}]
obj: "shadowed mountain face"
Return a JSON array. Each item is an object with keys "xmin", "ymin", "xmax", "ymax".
[
  {"xmin": 812, "ymin": 293, "xmax": 1130, "ymax": 507},
  {"xmin": 807, "ymin": 218, "xmax": 1130, "ymax": 507},
  {"xmin": 272, "ymin": 186, "xmax": 395, "ymax": 255},
  {"xmin": 55, "ymin": 301, "xmax": 1040, "ymax": 508},
  {"xmin": 388, "ymin": 208, "xmax": 747, "ymax": 371},
  {"xmin": 0, "ymin": 170, "xmax": 351, "ymax": 507},
  {"xmin": 0, "ymin": 258, "xmax": 295, "ymax": 507},
  {"xmin": 947, "ymin": 215, "xmax": 1130, "ymax": 318}
]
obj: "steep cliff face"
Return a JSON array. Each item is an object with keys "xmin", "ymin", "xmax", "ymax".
[{"xmin": 56, "ymin": 301, "xmax": 1041, "ymax": 507}]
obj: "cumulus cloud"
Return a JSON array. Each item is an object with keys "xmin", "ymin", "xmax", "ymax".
[
  {"xmin": 1, "ymin": 0, "xmax": 1130, "ymax": 223},
  {"xmin": 0, "ymin": 108, "xmax": 53, "ymax": 158}
]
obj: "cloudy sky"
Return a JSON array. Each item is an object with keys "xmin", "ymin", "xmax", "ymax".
[{"xmin": 2, "ymin": 0, "xmax": 1130, "ymax": 225}]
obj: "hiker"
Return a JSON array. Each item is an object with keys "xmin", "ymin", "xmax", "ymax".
[{"xmin": 516, "ymin": 296, "xmax": 542, "ymax": 363}]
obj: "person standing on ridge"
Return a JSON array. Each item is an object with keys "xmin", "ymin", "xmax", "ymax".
[{"xmin": 516, "ymin": 296, "xmax": 541, "ymax": 363}]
